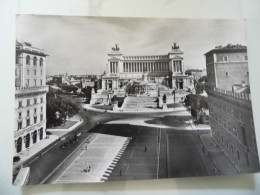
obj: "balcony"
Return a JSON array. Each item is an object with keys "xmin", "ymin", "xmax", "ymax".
[
  {"xmin": 14, "ymin": 119, "xmax": 46, "ymax": 138},
  {"xmin": 15, "ymin": 85, "xmax": 49, "ymax": 97}
]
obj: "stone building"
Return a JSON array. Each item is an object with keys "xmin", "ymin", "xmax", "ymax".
[
  {"xmin": 101, "ymin": 43, "xmax": 189, "ymax": 91},
  {"xmin": 205, "ymin": 44, "xmax": 259, "ymax": 173},
  {"xmin": 14, "ymin": 41, "xmax": 49, "ymax": 155}
]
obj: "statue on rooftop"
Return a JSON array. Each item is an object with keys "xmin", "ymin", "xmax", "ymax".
[
  {"xmin": 112, "ymin": 44, "xmax": 120, "ymax": 51},
  {"xmin": 172, "ymin": 42, "xmax": 179, "ymax": 49}
]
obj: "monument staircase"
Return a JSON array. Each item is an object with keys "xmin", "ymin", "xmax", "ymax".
[{"xmin": 122, "ymin": 95, "xmax": 158, "ymax": 111}]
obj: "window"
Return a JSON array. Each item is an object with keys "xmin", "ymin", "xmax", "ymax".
[
  {"xmin": 18, "ymin": 112, "xmax": 22, "ymax": 119},
  {"xmin": 41, "ymin": 97, "xmax": 43, "ymax": 103},
  {"xmin": 252, "ymin": 136, "xmax": 258, "ymax": 153},
  {"xmin": 34, "ymin": 116, "xmax": 37, "ymax": 124},
  {"xmin": 16, "ymin": 55, "xmax": 19, "ymax": 64},
  {"xmin": 221, "ymin": 135, "xmax": 224, "ymax": 143},
  {"xmin": 34, "ymin": 70, "xmax": 36, "ymax": 75},
  {"xmin": 40, "ymin": 58, "xmax": 43, "ymax": 66},
  {"xmin": 34, "ymin": 98, "xmax": 37, "ymax": 105},
  {"xmin": 33, "ymin": 56, "xmax": 37, "ymax": 65},
  {"xmin": 26, "ymin": 79, "xmax": 30, "ymax": 86},
  {"xmin": 245, "ymin": 71, "xmax": 249, "ymax": 76},
  {"xmin": 27, "ymin": 110, "xmax": 30, "ymax": 117},
  {"xmin": 223, "ymin": 56, "xmax": 228, "ymax": 61},
  {"xmin": 26, "ymin": 55, "xmax": 30, "ymax": 65},
  {"xmin": 41, "ymin": 70, "xmax": 43, "ymax": 75},
  {"xmin": 34, "ymin": 108, "xmax": 37, "ymax": 114},
  {"xmin": 41, "ymin": 106, "xmax": 43, "ymax": 112},
  {"xmin": 34, "ymin": 79, "xmax": 37, "ymax": 86},
  {"xmin": 18, "ymin": 101, "xmax": 22, "ymax": 108},
  {"xmin": 244, "ymin": 55, "xmax": 248, "ymax": 60},
  {"xmin": 251, "ymin": 119, "xmax": 254, "ymax": 128},
  {"xmin": 27, "ymin": 70, "xmax": 30, "ymax": 75},
  {"xmin": 233, "ymin": 126, "xmax": 238, "ymax": 137},
  {"xmin": 26, "ymin": 119, "xmax": 30, "ymax": 126},
  {"xmin": 231, "ymin": 145, "xmax": 234, "ymax": 154},
  {"xmin": 226, "ymin": 72, "xmax": 229, "ymax": 76},
  {"xmin": 237, "ymin": 150, "xmax": 240, "ymax": 161},
  {"xmin": 27, "ymin": 99, "xmax": 30, "ymax": 106},
  {"xmin": 40, "ymin": 114, "xmax": 43, "ymax": 121},
  {"xmin": 226, "ymin": 140, "xmax": 229, "ymax": 148},
  {"xmin": 40, "ymin": 79, "xmax": 43, "ymax": 85},
  {"xmin": 18, "ymin": 122, "xmax": 22, "ymax": 130},
  {"xmin": 239, "ymin": 114, "xmax": 243, "ymax": 123}
]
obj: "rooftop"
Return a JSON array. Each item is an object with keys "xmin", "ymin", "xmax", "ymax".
[
  {"xmin": 204, "ymin": 44, "xmax": 247, "ymax": 55},
  {"xmin": 16, "ymin": 41, "xmax": 48, "ymax": 57}
]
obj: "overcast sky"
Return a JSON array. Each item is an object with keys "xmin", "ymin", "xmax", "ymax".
[{"xmin": 16, "ymin": 15, "xmax": 247, "ymax": 76}]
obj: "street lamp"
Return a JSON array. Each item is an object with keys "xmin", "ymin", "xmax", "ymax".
[{"xmin": 172, "ymin": 90, "xmax": 176, "ymax": 109}]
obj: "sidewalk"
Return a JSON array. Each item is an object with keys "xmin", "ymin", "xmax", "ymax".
[
  {"xmin": 189, "ymin": 120, "xmax": 211, "ymax": 130},
  {"xmin": 199, "ymin": 134, "xmax": 238, "ymax": 175}
]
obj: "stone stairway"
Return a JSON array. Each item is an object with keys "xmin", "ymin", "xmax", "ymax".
[{"xmin": 122, "ymin": 95, "xmax": 158, "ymax": 111}]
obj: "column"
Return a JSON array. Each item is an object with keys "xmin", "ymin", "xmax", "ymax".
[
  {"xmin": 102, "ymin": 80, "xmax": 106, "ymax": 89},
  {"xmin": 36, "ymin": 130, "xmax": 39, "ymax": 143},
  {"xmin": 181, "ymin": 61, "xmax": 184, "ymax": 73},
  {"xmin": 21, "ymin": 136, "xmax": 25, "ymax": 151}
]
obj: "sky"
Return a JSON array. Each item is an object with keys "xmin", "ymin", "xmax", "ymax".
[{"xmin": 16, "ymin": 15, "xmax": 247, "ymax": 76}]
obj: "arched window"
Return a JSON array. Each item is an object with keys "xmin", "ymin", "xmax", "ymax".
[
  {"xmin": 223, "ymin": 56, "xmax": 228, "ymax": 62},
  {"xmin": 40, "ymin": 58, "xmax": 43, "ymax": 66},
  {"xmin": 33, "ymin": 56, "xmax": 37, "ymax": 65},
  {"xmin": 26, "ymin": 55, "xmax": 30, "ymax": 65}
]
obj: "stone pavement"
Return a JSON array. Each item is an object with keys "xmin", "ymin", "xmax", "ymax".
[{"xmin": 54, "ymin": 133, "xmax": 130, "ymax": 184}]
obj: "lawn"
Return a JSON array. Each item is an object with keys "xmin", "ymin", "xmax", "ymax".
[{"xmin": 50, "ymin": 120, "xmax": 78, "ymax": 129}]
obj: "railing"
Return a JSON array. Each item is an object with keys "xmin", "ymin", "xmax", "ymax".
[
  {"xmin": 209, "ymin": 87, "xmax": 251, "ymax": 101},
  {"xmin": 15, "ymin": 85, "xmax": 48, "ymax": 91}
]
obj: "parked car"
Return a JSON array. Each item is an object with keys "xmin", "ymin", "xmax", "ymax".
[{"xmin": 13, "ymin": 156, "xmax": 20, "ymax": 162}]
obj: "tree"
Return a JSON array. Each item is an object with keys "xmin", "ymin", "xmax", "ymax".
[
  {"xmin": 195, "ymin": 76, "xmax": 208, "ymax": 94},
  {"xmin": 46, "ymin": 90, "xmax": 79, "ymax": 127},
  {"xmin": 186, "ymin": 94, "xmax": 208, "ymax": 123},
  {"xmin": 81, "ymin": 86, "xmax": 92, "ymax": 103}
]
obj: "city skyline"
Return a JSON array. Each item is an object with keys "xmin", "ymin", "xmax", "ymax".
[{"xmin": 16, "ymin": 15, "xmax": 247, "ymax": 76}]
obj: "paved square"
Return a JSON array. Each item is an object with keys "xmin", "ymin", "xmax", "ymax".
[{"xmin": 54, "ymin": 134, "xmax": 130, "ymax": 184}]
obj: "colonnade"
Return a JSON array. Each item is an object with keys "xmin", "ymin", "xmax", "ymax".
[
  {"xmin": 123, "ymin": 61, "xmax": 169, "ymax": 73},
  {"xmin": 109, "ymin": 62, "xmax": 118, "ymax": 73}
]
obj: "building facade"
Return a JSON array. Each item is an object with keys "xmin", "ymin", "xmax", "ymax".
[
  {"xmin": 102, "ymin": 43, "xmax": 189, "ymax": 91},
  {"xmin": 205, "ymin": 44, "xmax": 259, "ymax": 173},
  {"xmin": 15, "ymin": 42, "xmax": 49, "ymax": 155}
]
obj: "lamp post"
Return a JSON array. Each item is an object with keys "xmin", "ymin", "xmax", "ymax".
[{"xmin": 173, "ymin": 90, "xmax": 176, "ymax": 109}]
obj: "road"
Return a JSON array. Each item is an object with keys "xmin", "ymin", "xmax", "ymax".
[
  {"xmin": 25, "ymin": 106, "xmax": 118, "ymax": 185},
  {"xmin": 24, "ymin": 102, "xmax": 200, "ymax": 184}
]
